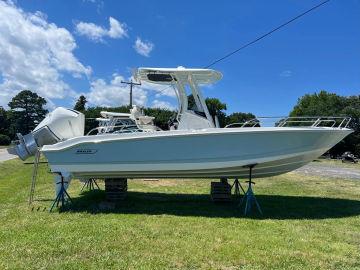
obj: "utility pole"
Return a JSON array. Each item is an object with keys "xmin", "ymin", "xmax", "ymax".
[{"xmin": 121, "ymin": 80, "xmax": 141, "ymax": 107}]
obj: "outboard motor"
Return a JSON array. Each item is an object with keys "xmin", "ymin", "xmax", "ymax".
[{"xmin": 9, "ymin": 107, "xmax": 85, "ymax": 160}]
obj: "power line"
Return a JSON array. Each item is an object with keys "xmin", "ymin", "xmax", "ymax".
[
  {"xmin": 147, "ymin": 0, "xmax": 331, "ymax": 99},
  {"xmin": 204, "ymin": 0, "xmax": 330, "ymax": 68}
]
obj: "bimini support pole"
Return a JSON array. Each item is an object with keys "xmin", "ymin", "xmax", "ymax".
[
  {"xmin": 50, "ymin": 173, "xmax": 72, "ymax": 212},
  {"xmin": 81, "ymin": 178, "xmax": 100, "ymax": 192},
  {"xmin": 187, "ymin": 74, "xmax": 215, "ymax": 128},
  {"xmin": 240, "ymin": 164, "xmax": 263, "ymax": 215}
]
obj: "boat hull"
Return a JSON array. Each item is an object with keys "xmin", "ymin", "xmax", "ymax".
[{"xmin": 41, "ymin": 127, "xmax": 352, "ymax": 179}]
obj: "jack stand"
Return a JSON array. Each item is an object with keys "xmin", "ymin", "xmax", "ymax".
[
  {"xmin": 240, "ymin": 164, "xmax": 263, "ymax": 215},
  {"xmin": 50, "ymin": 174, "xmax": 72, "ymax": 212},
  {"xmin": 231, "ymin": 178, "xmax": 245, "ymax": 197},
  {"xmin": 81, "ymin": 178, "xmax": 100, "ymax": 192}
]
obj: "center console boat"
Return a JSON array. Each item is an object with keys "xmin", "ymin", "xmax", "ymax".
[{"xmin": 10, "ymin": 67, "xmax": 353, "ymax": 198}]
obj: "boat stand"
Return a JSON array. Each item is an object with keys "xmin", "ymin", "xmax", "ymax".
[
  {"xmin": 239, "ymin": 164, "xmax": 263, "ymax": 215},
  {"xmin": 81, "ymin": 178, "xmax": 100, "ymax": 192},
  {"xmin": 231, "ymin": 177, "xmax": 245, "ymax": 197},
  {"xmin": 50, "ymin": 174, "xmax": 72, "ymax": 212}
]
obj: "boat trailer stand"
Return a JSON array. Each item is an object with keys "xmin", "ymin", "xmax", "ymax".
[
  {"xmin": 81, "ymin": 178, "xmax": 100, "ymax": 192},
  {"xmin": 50, "ymin": 173, "xmax": 72, "ymax": 212},
  {"xmin": 231, "ymin": 177, "xmax": 245, "ymax": 197},
  {"xmin": 239, "ymin": 164, "xmax": 263, "ymax": 216}
]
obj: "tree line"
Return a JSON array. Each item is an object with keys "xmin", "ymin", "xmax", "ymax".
[{"xmin": 0, "ymin": 89, "xmax": 359, "ymax": 156}]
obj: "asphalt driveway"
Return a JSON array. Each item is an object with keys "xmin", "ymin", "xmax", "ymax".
[
  {"xmin": 295, "ymin": 161, "xmax": 360, "ymax": 180},
  {"xmin": 0, "ymin": 148, "xmax": 17, "ymax": 162}
]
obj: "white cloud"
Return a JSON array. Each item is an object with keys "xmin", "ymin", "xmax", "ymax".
[
  {"xmin": 151, "ymin": 100, "xmax": 176, "ymax": 110},
  {"xmin": 0, "ymin": 1, "xmax": 91, "ymax": 108},
  {"xmin": 82, "ymin": 0, "xmax": 104, "ymax": 13},
  {"xmin": 87, "ymin": 72, "xmax": 178, "ymax": 108},
  {"xmin": 87, "ymin": 74, "xmax": 147, "ymax": 107},
  {"xmin": 75, "ymin": 17, "xmax": 127, "ymax": 42},
  {"xmin": 75, "ymin": 22, "xmax": 106, "ymax": 41},
  {"xmin": 108, "ymin": 17, "xmax": 127, "ymax": 38},
  {"xmin": 280, "ymin": 70, "xmax": 292, "ymax": 77},
  {"xmin": 133, "ymin": 37, "xmax": 154, "ymax": 57}
]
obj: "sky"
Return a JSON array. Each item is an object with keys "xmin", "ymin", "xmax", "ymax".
[{"xmin": 0, "ymin": 0, "xmax": 359, "ymax": 116}]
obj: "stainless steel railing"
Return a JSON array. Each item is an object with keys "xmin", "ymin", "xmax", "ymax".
[{"xmin": 225, "ymin": 116, "xmax": 352, "ymax": 129}]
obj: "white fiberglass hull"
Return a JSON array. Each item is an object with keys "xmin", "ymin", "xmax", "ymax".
[{"xmin": 41, "ymin": 127, "xmax": 352, "ymax": 179}]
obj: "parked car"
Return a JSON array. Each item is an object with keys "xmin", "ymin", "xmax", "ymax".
[{"xmin": 341, "ymin": 152, "xmax": 358, "ymax": 163}]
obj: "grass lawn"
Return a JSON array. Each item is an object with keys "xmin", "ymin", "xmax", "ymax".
[{"xmin": 0, "ymin": 158, "xmax": 359, "ymax": 270}]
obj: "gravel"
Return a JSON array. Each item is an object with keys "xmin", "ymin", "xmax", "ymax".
[{"xmin": 295, "ymin": 162, "xmax": 360, "ymax": 180}]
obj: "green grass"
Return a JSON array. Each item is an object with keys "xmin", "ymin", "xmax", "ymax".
[{"xmin": 0, "ymin": 159, "xmax": 359, "ymax": 270}]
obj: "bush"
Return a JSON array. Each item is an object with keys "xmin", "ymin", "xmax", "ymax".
[{"xmin": 0, "ymin": 134, "xmax": 11, "ymax": 145}]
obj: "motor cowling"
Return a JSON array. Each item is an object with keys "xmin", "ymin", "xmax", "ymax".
[{"xmin": 9, "ymin": 107, "xmax": 85, "ymax": 160}]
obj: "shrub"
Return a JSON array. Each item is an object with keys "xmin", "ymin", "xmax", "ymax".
[{"xmin": 0, "ymin": 134, "xmax": 11, "ymax": 145}]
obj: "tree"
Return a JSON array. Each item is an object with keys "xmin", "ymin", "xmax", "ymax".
[
  {"xmin": 8, "ymin": 90, "xmax": 47, "ymax": 135},
  {"xmin": 74, "ymin": 95, "xmax": 87, "ymax": 112},
  {"xmin": 0, "ymin": 134, "xmax": 11, "ymax": 145},
  {"xmin": 225, "ymin": 112, "xmax": 256, "ymax": 126},
  {"xmin": 0, "ymin": 107, "xmax": 10, "ymax": 136},
  {"xmin": 83, "ymin": 105, "xmax": 131, "ymax": 134},
  {"xmin": 290, "ymin": 90, "xmax": 360, "ymax": 156},
  {"xmin": 188, "ymin": 95, "xmax": 227, "ymax": 127},
  {"xmin": 143, "ymin": 107, "xmax": 175, "ymax": 130},
  {"xmin": 290, "ymin": 90, "xmax": 345, "ymax": 117}
]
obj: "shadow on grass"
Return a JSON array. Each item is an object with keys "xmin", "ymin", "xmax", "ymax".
[{"xmin": 62, "ymin": 190, "xmax": 360, "ymax": 219}]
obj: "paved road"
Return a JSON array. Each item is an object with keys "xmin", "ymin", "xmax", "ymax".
[
  {"xmin": 0, "ymin": 148, "xmax": 17, "ymax": 162},
  {"xmin": 295, "ymin": 162, "xmax": 360, "ymax": 180}
]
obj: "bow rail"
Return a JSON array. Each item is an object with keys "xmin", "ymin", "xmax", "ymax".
[{"xmin": 225, "ymin": 116, "xmax": 352, "ymax": 129}]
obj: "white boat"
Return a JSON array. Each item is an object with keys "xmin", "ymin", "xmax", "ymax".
[
  {"xmin": 43, "ymin": 126, "xmax": 351, "ymax": 179},
  {"xmin": 11, "ymin": 67, "xmax": 353, "ymax": 191}
]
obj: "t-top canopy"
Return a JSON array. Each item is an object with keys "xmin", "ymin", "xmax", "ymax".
[{"xmin": 136, "ymin": 67, "xmax": 222, "ymax": 85}]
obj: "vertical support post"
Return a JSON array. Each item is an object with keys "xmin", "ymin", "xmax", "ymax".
[
  {"xmin": 121, "ymin": 80, "xmax": 141, "ymax": 107},
  {"xmin": 187, "ymin": 74, "xmax": 215, "ymax": 128},
  {"xmin": 240, "ymin": 164, "xmax": 263, "ymax": 215},
  {"xmin": 50, "ymin": 174, "xmax": 72, "ymax": 212}
]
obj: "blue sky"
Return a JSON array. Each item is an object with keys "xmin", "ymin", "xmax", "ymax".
[{"xmin": 0, "ymin": 0, "xmax": 359, "ymax": 116}]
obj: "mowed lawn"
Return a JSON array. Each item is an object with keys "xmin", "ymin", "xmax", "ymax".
[{"xmin": 0, "ymin": 158, "xmax": 359, "ymax": 270}]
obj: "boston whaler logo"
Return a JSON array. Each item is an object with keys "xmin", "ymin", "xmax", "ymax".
[{"xmin": 75, "ymin": 149, "xmax": 98, "ymax": 154}]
